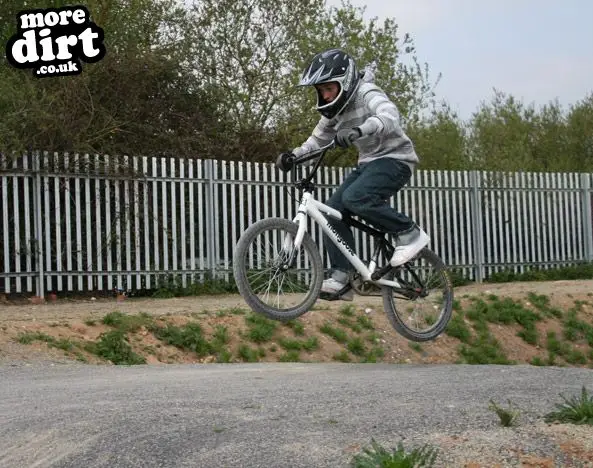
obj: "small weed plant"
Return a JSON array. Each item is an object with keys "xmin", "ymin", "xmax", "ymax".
[
  {"xmin": 544, "ymin": 386, "xmax": 593, "ymax": 425},
  {"xmin": 351, "ymin": 439, "xmax": 438, "ymax": 468},
  {"xmin": 488, "ymin": 399, "xmax": 520, "ymax": 427}
]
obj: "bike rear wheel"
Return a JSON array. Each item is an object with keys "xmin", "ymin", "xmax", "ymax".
[
  {"xmin": 382, "ymin": 247, "xmax": 453, "ymax": 341},
  {"xmin": 233, "ymin": 218, "xmax": 323, "ymax": 321}
]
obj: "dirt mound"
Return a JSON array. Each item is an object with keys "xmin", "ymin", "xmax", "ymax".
[{"xmin": 1, "ymin": 280, "xmax": 592, "ymax": 366}]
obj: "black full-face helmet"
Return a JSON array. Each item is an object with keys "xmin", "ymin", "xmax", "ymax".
[{"xmin": 298, "ymin": 48, "xmax": 360, "ymax": 119}]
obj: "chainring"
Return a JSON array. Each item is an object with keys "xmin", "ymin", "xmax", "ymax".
[{"xmin": 350, "ymin": 275, "xmax": 382, "ymax": 296}]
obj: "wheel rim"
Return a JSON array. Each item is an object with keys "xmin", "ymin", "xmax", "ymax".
[
  {"xmin": 240, "ymin": 225, "xmax": 319, "ymax": 312},
  {"xmin": 388, "ymin": 255, "xmax": 452, "ymax": 335}
]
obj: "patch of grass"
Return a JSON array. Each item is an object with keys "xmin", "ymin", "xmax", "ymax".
[
  {"xmin": 279, "ymin": 350, "xmax": 300, "ymax": 362},
  {"xmin": 338, "ymin": 317, "xmax": 363, "ymax": 333},
  {"xmin": 366, "ymin": 332, "xmax": 381, "ymax": 344},
  {"xmin": 347, "ymin": 337, "xmax": 366, "ymax": 356},
  {"xmin": 16, "ymin": 332, "xmax": 77, "ymax": 353},
  {"xmin": 339, "ymin": 304, "xmax": 355, "ymax": 317},
  {"xmin": 151, "ymin": 322, "xmax": 211, "ymax": 357},
  {"xmin": 52, "ymin": 338, "xmax": 77, "ymax": 352},
  {"xmin": 546, "ymin": 352, "xmax": 557, "ymax": 366},
  {"xmin": 563, "ymin": 309, "xmax": 593, "ymax": 344},
  {"xmin": 351, "ymin": 438, "xmax": 438, "ymax": 468},
  {"xmin": 217, "ymin": 349, "xmax": 232, "ymax": 363},
  {"xmin": 458, "ymin": 328, "xmax": 512, "ymax": 365},
  {"xmin": 564, "ymin": 349, "xmax": 588, "ymax": 365},
  {"xmin": 102, "ymin": 311, "xmax": 154, "ymax": 333},
  {"xmin": 245, "ymin": 313, "xmax": 277, "ymax": 343},
  {"xmin": 361, "ymin": 346, "xmax": 385, "ymax": 363},
  {"xmin": 212, "ymin": 325, "xmax": 230, "ymax": 345},
  {"xmin": 488, "ymin": 399, "xmax": 520, "ymax": 427},
  {"xmin": 84, "ymin": 319, "xmax": 97, "ymax": 326},
  {"xmin": 530, "ymin": 356, "xmax": 546, "ymax": 366},
  {"xmin": 74, "ymin": 352, "xmax": 88, "ymax": 363},
  {"xmin": 319, "ymin": 322, "xmax": 348, "ymax": 344},
  {"xmin": 486, "ymin": 263, "xmax": 593, "ymax": 283},
  {"xmin": 517, "ymin": 326, "xmax": 539, "ymax": 345},
  {"xmin": 17, "ymin": 331, "xmax": 50, "ymax": 344},
  {"xmin": 460, "ymin": 294, "xmax": 544, "ymax": 355},
  {"xmin": 526, "ymin": 292, "xmax": 563, "ymax": 318},
  {"xmin": 284, "ymin": 320, "xmax": 305, "ymax": 336},
  {"xmin": 445, "ymin": 314, "xmax": 472, "ymax": 343},
  {"xmin": 86, "ymin": 330, "xmax": 146, "ymax": 365},
  {"xmin": 356, "ymin": 314, "xmax": 375, "ymax": 331},
  {"xmin": 277, "ymin": 337, "xmax": 303, "ymax": 351},
  {"xmin": 237, "ymin": 344, "xmax": 259, "ymax": 362},
  {"xmin": 209, "ymin": 325, "xmax": 231, "ymax": 361},
  {"xmin": 151, "ymin": 274, "xmax": 238, "ymax": 298},
  {"xmin": 544, "ymin": 386, "xmax": 593, "ymax": 425},
  {"xmin": 422, "ymin": 314, "xmax": 436, "ymax": 327},
  {"xmin": 301, "ymin": 336, "xmax": 319, "ymax": 352},
  {"xmin": 333, "ymin": 351, "xmax": 351, "ymax": 362},
  {"xmin": 142, "ymin": 345, "xmax": 157, "ymax": 355},
  {"xmin": 546, "ymin": 331, "xmax": 572, "ymax": 358},
  {"xmin": 409, "ymin": 342, "xmax": 423, "ymax": 353},
  {"xmin": 466, "ymin": 296, "xmax": 540, "ymax": 327},
  {"xmin": 278, "ymin": 336, "xmax": 319, "ymax": 354},
  {"xmin": 449, "ymin": 268, "xmax": 473, "ymax": 287}
]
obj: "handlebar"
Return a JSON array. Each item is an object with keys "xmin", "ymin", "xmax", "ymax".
[
  {"xmin": 292, "ymin": 139, "xmax": 337, "ymax": 166},
  {"xmin": 289, "ymin": 139, "xmax": 339, "ymax": 190}
]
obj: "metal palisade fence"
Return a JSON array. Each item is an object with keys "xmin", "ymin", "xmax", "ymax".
[{"xmin": 1, "ymin": 151, "xmax": 592, "ymax": 296}]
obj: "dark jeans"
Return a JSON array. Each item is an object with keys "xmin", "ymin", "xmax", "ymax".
[{"xmin": 323, "ymin": 157, "xmax": 415, "ymax": 276}]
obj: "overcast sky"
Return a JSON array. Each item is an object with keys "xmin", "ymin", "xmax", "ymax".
[{"xmin": 326, "ymin": 0, "xmax": 593, "ymax": 120}]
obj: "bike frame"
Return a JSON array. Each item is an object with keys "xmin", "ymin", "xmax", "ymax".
[{"xmin": 290, "ymin": 191, "xmax": 402, "ymax": 289}]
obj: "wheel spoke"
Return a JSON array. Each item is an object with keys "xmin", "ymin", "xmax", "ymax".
[
  {"xmin": 383, "ymin": 248, "xmax": 453, "ymax": 341},
  {"xmin": 233, "ymin": 219, "xmax": 322, "ymax": 320}
]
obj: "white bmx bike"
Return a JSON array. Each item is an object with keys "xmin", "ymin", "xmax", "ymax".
[{"xmin": 232, "ymin": 140, "xmax": 453, "ymax": 341}]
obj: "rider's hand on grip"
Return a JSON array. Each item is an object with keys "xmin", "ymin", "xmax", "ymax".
[{"xmin": 335, "ymin": 127, "xmax": 362, "ymax": 148}]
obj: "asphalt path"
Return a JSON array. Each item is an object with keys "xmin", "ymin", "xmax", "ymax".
[{"xmin": 1, "ymin": 363, "xmax": 592, "ymax": 467}]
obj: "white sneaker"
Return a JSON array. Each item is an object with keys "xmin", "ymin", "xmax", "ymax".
[
  {"xmin": 390, "ymin": 228, "xmax": 430, "ymax": 267},
  {"xmin": 321, "ymin": 278, "xmax": 354, "ymax": 301}
]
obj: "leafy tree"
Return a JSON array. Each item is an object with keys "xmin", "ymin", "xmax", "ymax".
[
  {"xmin": 187, "ymin": 0, "xmax": 437, "ymax": 162},
  {"xmin": 0, "ymin": 0, "xmax": 221, "ymax": 157},
  {"xmin": 406, "ymin": 102, "xmax": 468, "ymax": 170},
  {"xmin": 566, "ymin": 94, "xmax": 593, "ymax": 172}
]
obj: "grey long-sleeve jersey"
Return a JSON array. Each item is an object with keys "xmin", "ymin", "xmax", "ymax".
[{"xmin": 292, "ymin": 82, "xmax": 419, "ymax": 171}]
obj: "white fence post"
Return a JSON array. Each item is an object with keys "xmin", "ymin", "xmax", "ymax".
[
  {"xmin": 581, "ymin": 173, "xmax": 593, "ymax": 262},
  {"xmin": 204, "ymin": 159, "xmax": 217, "ymax": 278},
  {"xmin": 469, "ymin": 170, "xmax": 485, "ymax": 282},
  {"xmin": 32, "ymin": 151, "xmax": 45, "ymax": 297}
]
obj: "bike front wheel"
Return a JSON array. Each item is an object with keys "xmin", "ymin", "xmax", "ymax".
[
  {"xmin": 382, "ymin": 247, "xmax": 453, "ymax": 341},
  {"xmin": 233, "ymin": 218, "xmax": 323, "ymax": 321}
]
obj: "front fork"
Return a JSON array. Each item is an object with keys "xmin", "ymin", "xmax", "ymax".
[{"xmin": 278, "ymin": 211, "xmax": 307, "ymax": 268}]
